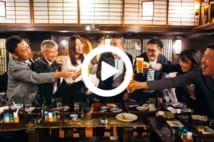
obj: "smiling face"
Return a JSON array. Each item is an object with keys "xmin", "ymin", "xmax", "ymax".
[
  {"xmin": 201, "ymin": 48, "xmax": 214, "ymax": 79},
  {"xmin": 146, "ymin": 44, "xmax": 161, "ymax": 61},
  {"xmin": 178, "ymin": 58, "xmax": 192, "ymax": 73},
  {"xmin": 13, "ymin": 40, "xmax": 32, "ymax": 61},
  {"xmin": 111, "ymin": 38, "xmax": 124, "ymax": 50},
  {"xmin": 75, "ymin": 38, "xmax": 84, "ymax": 55},
  {"xmin": 44, "ymin": 47, "xmax": 58, "ymax": 63}
]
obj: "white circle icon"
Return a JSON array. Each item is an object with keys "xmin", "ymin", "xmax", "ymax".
[{"xmin": 82, "ymin": 45, "xmax": 133, "ymax": 97}]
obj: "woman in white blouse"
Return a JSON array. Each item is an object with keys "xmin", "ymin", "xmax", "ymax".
[{"xmin": 60, "ymin": 35, "xmax": 86, "ymax": 105}]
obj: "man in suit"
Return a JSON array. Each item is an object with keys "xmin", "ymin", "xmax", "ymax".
[
  {"xmin": 131, "ymin": 38, "xmax": 169, "ymax": 107},
  {"xmin": 6, "ymin": 35, "xmax": 73, "ymax": 105},
  {"xmin": 96, "ymin": 35, "xmax": 133, "ymax": 103},
  {"xmin": 95, "ymin": 35, "xmax": 133, "ymax": 140},
  {"xmin": 33, "ymin": 40, "xmax": 62, "ymax": 106}
]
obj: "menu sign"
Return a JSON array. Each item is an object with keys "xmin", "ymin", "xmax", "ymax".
[{"xmin": 0, "ymin": 1, "xmax": 6, "ymax": 17}]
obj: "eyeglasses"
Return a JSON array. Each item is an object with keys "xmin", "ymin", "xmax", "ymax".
[{"xmin": 147, "ymin": 49, "xmax": 158, "ymax": 53}]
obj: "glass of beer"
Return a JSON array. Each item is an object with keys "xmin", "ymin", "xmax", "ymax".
[{"xmin": 136, "ymin": 57, "xmax": 144, "ymax": 73}]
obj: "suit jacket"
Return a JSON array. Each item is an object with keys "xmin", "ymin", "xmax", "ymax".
[
  {"xmin": 158, "ymin": 64, "xmax": 207, "ymax": 113},
  {"xmin": 7, "ymin": 56, "xmax": 55, "ymax": 104},
  {"xmin": 147, "ymin": 67, "xmax": 214, "ymax": 117},
  {"xmin": 96, "ymin": 52, "xmax": 133, "ymax": 90},
  {"xmin": 33, "ymin": 57, "xmax": 61, "ymax": 105},
  {"xmin": 134, "ymin": 52, "xmax": 168, "ymax": 82},
  {"xmin": 133, "ymin": 53, "xmax": 168, "ymax": 98},
  {"xmin": 160, "ymin": 64, "xmax": 190, "ymax": 102}
]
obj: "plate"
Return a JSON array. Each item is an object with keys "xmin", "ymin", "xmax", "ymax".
[
  {"xmin": 166, "ymin": 120, "xmax": 184, "ymax": 127},
  {"xmin": 116, "ymin": 113, "xmax": 137, "ymax": 122},
  {"xmin": 171, "ymin": 102, "xmax": 185, "ymax": 108},
  {"xmin": 110, "ymin": 107, "xmax": 122, "ymax": 113}
]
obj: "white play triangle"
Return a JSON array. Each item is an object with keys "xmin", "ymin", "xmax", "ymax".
[{"xmin": 101, "ymin": 61, "xmax": 118, "ymax": 81}]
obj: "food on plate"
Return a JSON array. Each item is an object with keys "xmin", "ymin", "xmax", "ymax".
[
  {"xmin": 107, "ymin": 103, "xmax": 117, "ymax": 108},
  {"xmin": 120, "ymin": 114, "xmax": 126, "ymax": 120}
]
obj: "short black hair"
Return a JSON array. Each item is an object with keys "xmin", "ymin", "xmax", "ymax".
[
  {"xmin": 207, "ymin": 42, "xmax": 214, "ymax": 49},
  {"xmin": 147, "ymin": 38, "xmax": 163, "ymax": 49},
  {"xmin": 6, "ymin": 35, "xmax": 23, "ymax": 53}
]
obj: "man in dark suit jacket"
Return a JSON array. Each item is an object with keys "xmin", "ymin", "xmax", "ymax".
[
  {"xmin": 95, "ymin": 36, "xmax": 133, "ymax": 139},
  {"xmin": 33, "ymin": 40, "xmax": 62, "ymax": 106},
  {"xmin": 131, "ymin": 38, "xmax": 169, "ymax": 106},
  {"xmin": 96, "ymin": 36, "xmax": 133, "ymax": 103}
]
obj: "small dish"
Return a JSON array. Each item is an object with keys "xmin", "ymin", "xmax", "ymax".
[
  {"xmin": 25, "ymin": 107, "xmax": 35, "ymax": 113},
  {"xmin": 136, "ymin": 104, "xmax": 149, "ymax": 111},
  {"xmin": 100, "ymin": 118, "xmax": 109, "ymax": 125},
  {"xmin": 70, "ymin": 113, "xmax": 78, "ymax": 120},
  {"xmin": 110, "ymin": 107, "xmax": 122, "ymax": 113},
  {"xmin": 100, "ymin": 106, "xmax": 109, "ymax": 111}
]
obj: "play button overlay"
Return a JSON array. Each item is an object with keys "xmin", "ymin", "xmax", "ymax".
[
  {"xmin": 101, "ymin": 61, "xmax": 118, "ymax": 81},
  {"xmin": 82, "ymin": 45, "xmax": 133, "ymax": 97}
]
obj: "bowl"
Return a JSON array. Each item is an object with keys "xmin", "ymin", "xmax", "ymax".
[
  {"xmin": 70, "ymin": 113, "xmax": 78, "ymax": 120},
  {"xmin": 10, "ymin": 103, "xmax": 24, "ymax": 110},
  {"xmin": 25, "ymin": 107, "xmax": 35, "ymax": 113},
  {"xmin": 100, "ymin": 118, "xmax": 109, "ymax": 125}
]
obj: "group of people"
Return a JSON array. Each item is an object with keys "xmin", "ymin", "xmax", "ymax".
[
  {"xmin": 2, "ymin": 34, "xmax": 214, "ymax": 141},
  {"xmin": 5, "ymin": 35, "xmax": 90, "ymax": 107},
  {"xmin": 4, "ymin": 33, "xmax": 214, "ymax": 117},
  {"xmin": 128, "ymin": 43, "xmax": 214, "ymax": 118}
]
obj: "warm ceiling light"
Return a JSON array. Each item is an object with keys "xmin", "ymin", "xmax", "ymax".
[
  {"xmin": 194, "ymin": 1, "xmax": 200, "ymax": 13},
  {"xmin": 61, "ymin": 40, "xmax": 67, "ymax": 47}
]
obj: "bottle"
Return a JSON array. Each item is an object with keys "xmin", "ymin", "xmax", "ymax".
[
  {"xmin": 13, "ymin": 112, "xmax": 19, "ymax": 123},
  {"xmin": 53, "ymin": 112, "xmax": 57, "ymax": 122},
  {"xmin": 48, "ymin": 112, "xmax": 54, "ymax": 122},
  {"xmin": 186, "ymin": 132, "xmax": 193, "ymax": 142},
  {"xmin": 181, "ymin": 128, "xmax": 188, "ymax": 141},
  {"xmin": 9, "ymin": 113, "xmax": 13, "ymax": 123},
  {"xmin": 3, "ymin": 113, "xmax": 9, "ymax": 123},
  {"xmin": 44, "ymin": 111, "xmax": 49, "ymax": 122}
]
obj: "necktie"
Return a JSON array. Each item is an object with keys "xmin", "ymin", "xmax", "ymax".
[{"xmin": 147, "ymin": 69, "xmax": 155, "ymax": 81}]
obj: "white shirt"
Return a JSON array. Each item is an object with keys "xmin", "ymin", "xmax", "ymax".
[{"xmin": 61, "ymin": 55, "xmax": 83, "ymax": 84}]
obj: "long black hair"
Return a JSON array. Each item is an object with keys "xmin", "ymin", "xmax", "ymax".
[
  {"xmin": 68, "ymin": 35, "xmax": 84, "ymax": 66},
  {"xmin": 179, "ymin": 48, "xmax": 202, "ymax": 69}
]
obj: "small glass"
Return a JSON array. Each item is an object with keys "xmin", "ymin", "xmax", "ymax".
[
  {"xmin": 74, "ymin": 102, "xmax": 80, "ymax": 112},
  {"xmin": 25, "ymin": 99, "xmax": 32, "ymax": 108},
  {"xmin": 127, "ymin": 77, "xmax": 134, "ymax": 93},
  {"xmin": 56, "ymin": 98, "xmax": 62, "ymax": 109}
]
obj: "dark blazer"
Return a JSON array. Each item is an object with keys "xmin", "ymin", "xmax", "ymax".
[
  {"xmin": 133, "ymin": 53, "xmax": 168, "ymax": 99},
  {"xmin": 133, "ymin": 52, "xmax": 169, "ymax": 82},
  {"xmin": 160, "ymin": 64, "xmax": 206, "ymax": 112},
  {"xmin": 33, "ymin": 57, "xmax": 60, "ymax": 105},
  {"xmin": 147, "ymin": 67, "xmax": 213, "ymax": 117},
  {"xmin": 96, "ymin": 52, "xmax": 133, "ymax": 90}
]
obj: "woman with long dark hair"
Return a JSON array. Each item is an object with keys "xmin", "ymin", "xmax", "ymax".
[{"xmin": 60, "ymin": 35, "xmax": 86, "ymax": 105}]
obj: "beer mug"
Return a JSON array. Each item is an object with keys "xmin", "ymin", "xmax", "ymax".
[{"xmin": 136, "ymin": 57, "xmax": 144, "ymax": 73}]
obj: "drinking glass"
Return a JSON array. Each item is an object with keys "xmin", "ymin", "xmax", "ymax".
[{"xmin": 136, "ymin": 57, "xmax": 144, "ymax": 73}]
